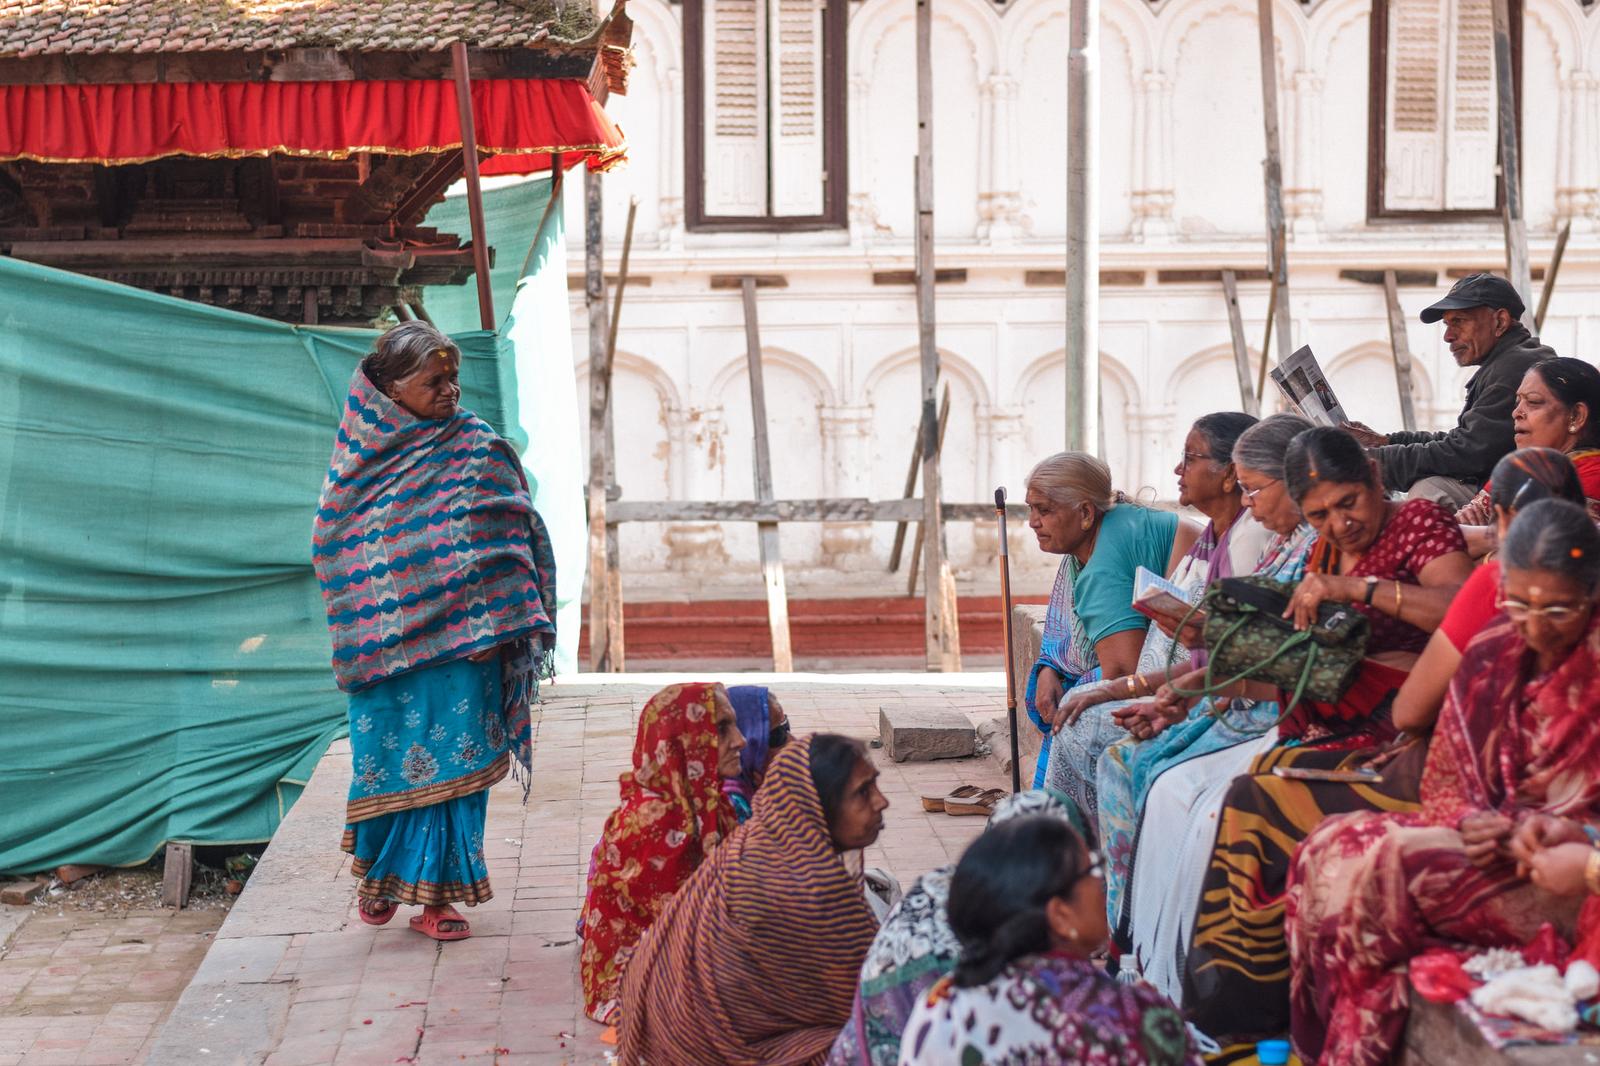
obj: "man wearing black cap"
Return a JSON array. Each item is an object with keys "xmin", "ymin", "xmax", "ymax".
[{"xmin": 1343, "ymin": 272, "xmax": 1554, "ymax": 508}]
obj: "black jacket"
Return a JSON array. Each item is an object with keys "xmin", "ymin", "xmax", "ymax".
[{"xmin": 1374, "ymin": 324, "xmax": 1555, "ymax": 491}]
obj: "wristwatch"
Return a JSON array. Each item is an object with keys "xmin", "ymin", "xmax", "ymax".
[{"xmin": 1363, "ymin": 575, "xmax": 1379, "ymax": 605}]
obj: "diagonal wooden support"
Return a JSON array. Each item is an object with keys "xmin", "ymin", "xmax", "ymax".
[
  {"xmin": 1382, "ymin": 270, "xmax": 1419, "ymax": 432},
  {"xmin": 889, "ymin": 383, "xmax": 949, "ymax": 574},
  {"xmin": 741, "ymin": 276, "xmax": 794, "ymax": 672},
  {"xmin": 1221, "ymin": 270, "xmax": 1260, "ymax": 417},
  {"xmin": 906, "ymin": 391, "xmax": 954, "ymax": 596}
]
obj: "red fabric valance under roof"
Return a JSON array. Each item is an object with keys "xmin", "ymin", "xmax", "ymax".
[{"xmin": 0, "ymin": 77, "xmax": 625, "ymax": 174}]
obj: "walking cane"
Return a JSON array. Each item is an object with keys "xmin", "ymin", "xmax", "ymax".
[{"xmin": 995, "ymin": 488, "xmax": 1022, "ymax": 793}]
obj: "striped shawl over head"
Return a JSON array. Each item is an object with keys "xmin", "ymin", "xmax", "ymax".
[{"xmin": 619, "ymin": 736, "xmax": 878, "ymax": 1065}]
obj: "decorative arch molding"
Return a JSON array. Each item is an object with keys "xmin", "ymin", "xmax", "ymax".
[
  {"xmin": 1000, "ymin": 0, "xmax": 1152, "ymax": 79},
  {"xmin": 861, "ymin": 345, "xmax": 993, "ymax": 409},
  {"xmin": 1011, "ymin": 349, "xmax": 1140, "ymax": 412},
  {"xmin": 574, "ymin": 349, "xmax": 685, "ymax": 413},
  {"xmin": 1325, "ymin": 341, "xmax": 1437, "ymax": 411},
  {"xmin": 1157, "ymin": 0, "xmax": 1308, "ymax": 76},
  {"xmin": 849, "ymin": 0, "xmax": 1001, "ymax": 82},
  {"xmin": 706, "ymin": 347, "xmax": 838, "ymax": 409},
  {"xmin": 1163, "ymin": 343, "xmax": 1259, "ymax": 410},
  {"xmin": 621, "ymin": 0, "xmax": 684, "ymax": 84},
  {"xmin": 1305, "ymin": 0, "xmax": 1370, "ymax": 72},
  {"xmin": 1526, "ymin": 0, "xmax": 1584, "ymax": 79}
]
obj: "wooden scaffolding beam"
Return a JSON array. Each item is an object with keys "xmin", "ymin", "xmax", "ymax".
[
  {"xmin": 740, "ymin": 277, "xmax": 795, "ymax": 673},
  {"xmin": 1256, "ymin": 0, "xmax": 1293, "ymax": 364},
  {"xmin": 1065, "ymin": 0, "xmax": 1099, "ymax": 453},
  {"xmin": 1491, "ymin": 0, "xmax": 1534, "ymax": 327},
  {"xmin": 449, "ymin": 42, "xmax": 495, "ymax": 332}
]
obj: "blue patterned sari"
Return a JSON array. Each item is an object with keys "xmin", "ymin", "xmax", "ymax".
[{"xmin": 340, "ymin": 655, "xmax": 509, "ymax": 905}]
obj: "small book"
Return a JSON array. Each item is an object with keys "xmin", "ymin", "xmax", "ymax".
[{"xmin": 1132, "ymin": 566, "xmax": 1205, "ymax": 628}]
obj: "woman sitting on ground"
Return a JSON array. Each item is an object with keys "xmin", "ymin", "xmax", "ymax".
[
  {"xmin": 1287, "ymin": 499, "xmax": 1600, "ymax": 1066},
  {"xmin": 1391, "ymin": 448, "xmax": 1588, "ymax": 738},
  {"xmin": 313, "ymin": 322, "xmax": 557, "ymax": 943},
  {"xmin": 619, "ymin": 734, "xmax": 890, "ymax": 1065},
  {"xmin": 1046, "ymin": 412, "xmax": 1268, "ymax": 821},
  {"xmin": 724, "ymin": 685, "xmax": 789, "ymax": 823},
  {"xmin": 1096, "ymin": 414, "xmax": 1315, "ymax": 945},
  {"xmin": 580, "ymin": 682, "xmax": 769, "ymax": 1024},
  {"xmin": 827, "ymin": 790, "xmax": 1086, "ymax": 1066},
  {"xmin": 1024, "ymin": 451, "xmax": 1201, "ymax": 797},
  {"xmin": 898, "ymin": 815, "xmax": 1202, "ymax": 1066},
  {"xmin": 1456, "ymin": 357, "xmax": 1600, "ymax": 547},
  {"xmin": 1138, "ymin": 426, "xmax": 1470, "ymax": 1040}
]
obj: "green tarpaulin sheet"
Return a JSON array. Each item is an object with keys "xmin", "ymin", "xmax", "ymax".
[{"xmin": 0, "ymin": 176, "xmax": 582, "ymax": 873}]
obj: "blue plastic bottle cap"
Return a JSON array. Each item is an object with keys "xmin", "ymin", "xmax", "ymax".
[{"xmin": 1256, "ymin": 1039, "xmax": 1291, "ymax": 1066}]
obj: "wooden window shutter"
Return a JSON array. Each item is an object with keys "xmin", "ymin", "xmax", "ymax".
[
  {"xmin": 769, "ymin": 0, "xmax": 827, "ymax": 216},
  {"xmin": 1443, "ymin": 0, "xmax": 1497, "ymax": 209},
  {"xmin": 1384, "ymin": 0, "xmax": 1448, "ymax": 210},
  {"xmin": 703, "ymin": 0, "xmax": 768, "ymax": 217}
]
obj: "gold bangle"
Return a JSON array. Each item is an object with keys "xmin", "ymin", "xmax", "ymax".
[
  {"xmin": 1126, "ymin": 674, "xmax": 1138, "ymax": 697},
  {"xmin": 1136, "ymin": 672, "xmax": 1150, "ymax": 696},
  {"xmin": 1394, "ymin": 580, "xmax": 1403, "ymax": 617},
  {"xmin": 1586, "ymin": 849, "xmax": 1600, "ymax": 896}
]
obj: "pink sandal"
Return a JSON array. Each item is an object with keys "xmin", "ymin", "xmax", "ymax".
[
  {"xmin": 358, "ymin": 898, "xmax": 397, "ymax": 926},
  {"xmin": 410, "ymin": 904, "xmax": 471, "ymax": 941}
]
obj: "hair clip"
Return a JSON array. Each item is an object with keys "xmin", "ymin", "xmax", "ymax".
[
  {"xmin": 434, "ymin": 348, "xmax": 453, "ymax": 360},
  {"xmin": 1573, "ymin": 547, "xmax": 1585, "ymax": 559}
]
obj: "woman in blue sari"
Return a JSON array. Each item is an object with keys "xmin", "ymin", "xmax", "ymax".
[
  {"xmin": 1023, "ymin": 452, "xmax": 1199, "ymax": 800},
  {"xmin": 313, "ymin": 322, "xmax": 557, "ymax": 941}
]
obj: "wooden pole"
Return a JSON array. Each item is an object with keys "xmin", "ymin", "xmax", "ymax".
[
  {"xmin": 1255, "ymin": 279, "xmax": 1277, "ymax": 405},
  {"xmin": 741, "ymin": 277, "xmax": 795, "ymax": 672},
  {"xmin": 1382, "ymin": 270, "xmax": 1419, "ymax": 432},
  {"xmin": 1491, "ymin": 0, "xmax": 1533, "ymax": 327},
  {"xmin": 517, "ymin": 152, "xmax": 566, "ymax": 281},
  {"xmin": 889, "ymin": 383, "xmax": 949, "ymax": 574},
  {"xmin": 994, "ymin": 488, "xmax": 1021, "ymax": 793},
  {"xmin": 1256, "ymin": 0, "xmax": 1293, "ymax": 362},
  {"xmin": 593, "ymin": 197, "xmax": 638, "ymax": 673},
  {"xmin": 584, "ymin": 170, "xmax": 615, "ymax": 672},
  {"xmin": 906, "ymin": 391, "xmax": 953, "ymax": 596},
  {"xmin": 916, "ymin": 0, "xmax": 962, "ymax": 673},
  {"xmin": 1221, "ymin": 270, "xmax": 1260, "ymax": 417},
  {"xmin": 1065, "ymin": 0, "xmax": 1099, "ymax": 453},
  {"xmin": 450, "ymin": 42, "xmax": 495, "ymax": 332},
  {"xmin": 1535, "ymin": 219, "xmax": 1572, "ymax": 333}
]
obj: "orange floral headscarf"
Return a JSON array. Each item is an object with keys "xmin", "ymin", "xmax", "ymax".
[{"xmin": 579, "ymin": 682, "xmax": 738, "ymax": 1024}]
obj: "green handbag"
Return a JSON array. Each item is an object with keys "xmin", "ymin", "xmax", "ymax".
[{"xmin": 1167, "ymin": 575, "xmax": 1370, "ymax": 715}]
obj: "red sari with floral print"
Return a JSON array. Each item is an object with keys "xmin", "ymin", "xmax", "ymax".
[
  {"xmin": 1285, "ymin": 614, "xmax": 1600, "ymax": 1066},
  {"xmin": 579, "ymin": 683, "xmax": 737, "ymax": 1023}
]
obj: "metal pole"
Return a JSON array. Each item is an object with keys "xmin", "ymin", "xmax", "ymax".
[
  {"xmin": 1257, "ymin": 0, "xmax": 1293, "ymax": 361},
  {"xmin": 450, "ymin": 42, "xmax": 496, "ymax": 331},
  {"xmin": 1065, "ymin": 0, "xmax": 1099, "ymax": 453},
  {"xmin": 916, "ymin": 0, "xmax": 961, "ymax": 672},
  {"xmin": 1491, "ymin": 0, "xmax": 1533, "ymax": 327}
]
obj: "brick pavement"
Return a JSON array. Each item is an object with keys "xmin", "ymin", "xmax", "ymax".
[{"xmin": 143, "ymin": 675, "xmax": 1011, "ymax": 1066}]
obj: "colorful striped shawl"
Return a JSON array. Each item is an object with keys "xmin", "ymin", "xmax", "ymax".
[
  {"xmin": 312, "ymin": 367, "xmax": 556, "ymax": 786},
  {"xmin": 619, "ymin": 736, "xmax": 879, "ymax": 1065}
]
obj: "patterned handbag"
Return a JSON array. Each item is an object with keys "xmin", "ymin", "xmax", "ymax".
[{"xmin": 1167, "ymin": 575, "xmax": 1369, "ymax": 714}]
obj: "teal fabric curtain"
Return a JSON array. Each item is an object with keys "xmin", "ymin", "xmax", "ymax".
[
  {"xmin": 423, "ymin": 177, "xmax": 587, "ymax": 675},
  {"xmin": 0, "ymin": 256, "xmax": 517, "ymax": 872}
]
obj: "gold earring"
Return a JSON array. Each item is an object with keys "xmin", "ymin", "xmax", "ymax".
[{"xmin": 1081, "ymin": 519, "xmax": 1092, "ymax": 531}]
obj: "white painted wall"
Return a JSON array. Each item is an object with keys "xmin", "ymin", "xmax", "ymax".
[{"xmin": 560, "ymin": 0, "xmax": 1600, "ymax": 597}]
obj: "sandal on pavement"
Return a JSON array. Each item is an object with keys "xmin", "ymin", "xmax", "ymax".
[
  {"xmin": 358, "ymin": 898, "xmax": 397, "ymax": 927},
  {"xmin": 944, "ymin": 787, "xmax": 1006, "ymax": 817},
  {"xmin": 926, "ymin": 785, "xmax": 984, "ymax": 813},
  {"xmin": 410, "ymin": 904, "xmax": 471, "ymax": 941}
]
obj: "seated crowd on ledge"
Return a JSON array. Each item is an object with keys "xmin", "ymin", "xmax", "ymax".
[{"xmin": 570, "ymin": 273, "xmax": 1600, "ymax": 1065}]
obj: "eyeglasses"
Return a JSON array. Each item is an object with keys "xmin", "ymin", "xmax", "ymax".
[
  {"xmin": 1240, "ymin": 479, "xmax": 1280, "ymax": 502},
  {"xmin": 768, "ymin": 718, "xmax": 791, "ymax": 750},
  {"xmin": 1179, "ymin": 451, "xmax": 1214, "ymax": 469},
  {"xmin": 1496, "ymin": 593, "xmax": 1586, "ymax": 624},
  {"xmin": 1072, "ymin": 850, "xmax": 1104, "ymax": 884}
]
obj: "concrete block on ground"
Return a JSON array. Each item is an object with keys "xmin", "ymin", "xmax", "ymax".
[{"xmin": 879, "ymin": 705, "xmax": 976, "ymax": 763}]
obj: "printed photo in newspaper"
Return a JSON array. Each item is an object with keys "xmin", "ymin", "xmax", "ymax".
[{"xmin": 1269, "ymin": 345, "xmax": 1349, "ymax": 427}]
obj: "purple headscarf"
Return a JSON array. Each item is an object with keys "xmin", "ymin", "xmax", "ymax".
[{"xmin": 723, "ymin": 685, "xmax": 771, "ymax": 814}]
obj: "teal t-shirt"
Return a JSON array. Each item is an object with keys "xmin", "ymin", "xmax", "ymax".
[{"xmin": 1073, "ymin": 504, "xmax": 1180, "ymax": 649}]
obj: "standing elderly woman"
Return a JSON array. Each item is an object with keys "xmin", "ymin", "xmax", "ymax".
[
  {"xmin": 1098, "ymin": 414, "xmax": 1317, "ymax": 942},
  {"xmin": 1168, "ymin": 426, "xmax": 1471, "ymax": 1041},
  {"xmin": 1024, "ymin": 452, "xmax": 1201, "ymax": 796},
  {"xmin": 1456, "ymin": 356, "xmax": 1600, "ymax": 540},
  {"xmin": 312, "ymin": 322, "xmax": 556, "ymax": 941},
  {"xmin": 1288, "ymin": 500, "xmax": 1600, "ymax": 1066}
]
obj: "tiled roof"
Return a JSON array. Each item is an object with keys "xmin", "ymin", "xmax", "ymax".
[{"xmin": 0, "ymin": 0, "xmax": 598, "ymax": 59}]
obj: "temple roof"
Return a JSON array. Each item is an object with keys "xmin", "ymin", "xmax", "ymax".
[{"xmin": 0, "ymin": 0, "xmax": 598, "ymax": 59}]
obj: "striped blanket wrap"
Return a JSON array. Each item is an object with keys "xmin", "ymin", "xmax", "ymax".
[
  {"xmin": 312, "ymin": 366, "xmax": 556, "ymax": 796},
  {"xmin": 618, "ymin": 736, "xmax": 879, "ymax": 1065}
]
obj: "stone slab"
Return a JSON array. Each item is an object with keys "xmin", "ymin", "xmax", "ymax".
[
  {"xmin": 143, "ymin": 979, "xmax": 293, "ymax": 1066},
  {"xmin": 0, "ymin": 881, "xmax": 42, "ymax": 906},
  {"xmin": 879, "ymin": 704, "xmax": 976, "ymax": 763}
]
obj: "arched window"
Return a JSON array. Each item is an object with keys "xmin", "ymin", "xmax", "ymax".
[
  {"xmin": 684, "ymin": 0, "xmax": 848, "ymax": 230},
  {"xmin": 1370, "ymin": 0, "xmax": 1522, "ymax": 218}
]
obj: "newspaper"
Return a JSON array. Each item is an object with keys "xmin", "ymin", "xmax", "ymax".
[{"xmin": 1270, "ymin": 345, "xmax": 1348, "ymax": 427}]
